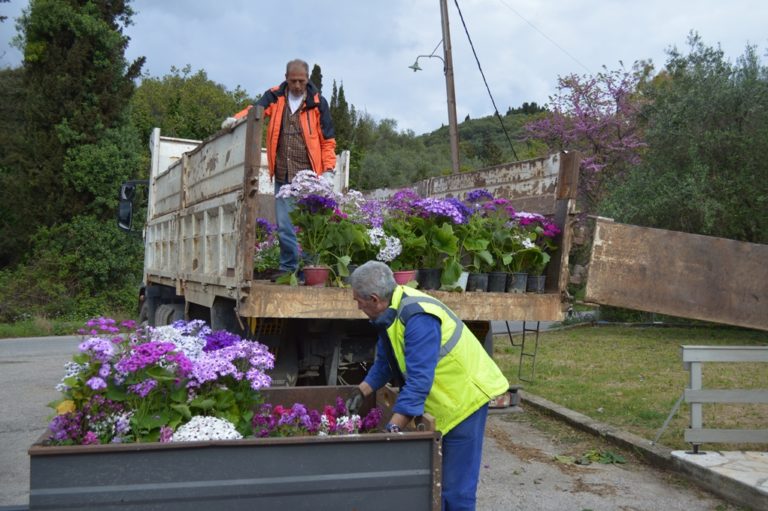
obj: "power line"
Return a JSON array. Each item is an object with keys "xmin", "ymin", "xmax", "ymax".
[
  {"xmin": 496, "ymin": 0, "xmax": 592, "ymax": 74},
  {"xmin": 453, "ymin": 0, "xmax": 519, "ymax": 161}
]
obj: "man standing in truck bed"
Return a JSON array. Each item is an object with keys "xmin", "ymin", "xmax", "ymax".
[{"xmin": 231, "ymin": 59, "xmax": 337, "ymax": 279}]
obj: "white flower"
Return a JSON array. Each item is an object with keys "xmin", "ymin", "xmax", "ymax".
[{"xmin": 171, "ymin": 416, "xmax": 243, "ymax": 442}]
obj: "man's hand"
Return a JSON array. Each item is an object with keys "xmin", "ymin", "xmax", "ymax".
[
  {"xmin": 345, "ymin": 388, "xmax": 364, "ymax": 415},
  {"xmin": 220, "ymin": 117, "xmax": 238, "ymax": 130},
  {"xmin": 321, "ymin": 170, "xmax": 336, "ymax": 184}
]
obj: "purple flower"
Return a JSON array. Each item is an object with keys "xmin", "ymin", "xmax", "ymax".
[
  {"xmin": 413, "ymin": 198, "xmax": 466, "ymax": 224},
  {"xmin": 465, "ymin": 189, "xmax": 494, "ymax": 203},
  {"xmin": 203, "ymin": 330, "xmax": 240, "ymax": 352},
  {"xmin": 159, "ymin": 426, "xmax": 174, "ymax": 443},
  {"xmin": 82, "ymin": 431, "xmax": 99, "ymax": 445},
  {"xmin": 86, "ymin": 377, "xmax": 107, "ymax": 390},
  {"xmin": 128, "ymin": 379, "xmax": 157, "ymax": 397},
  {"xmin": 386, "ymin": 189, "xmax": 421, "ymax": 213},
  {"xmin": 297, "ymin": 194, "xmax": 338, "ymax": 214},
  {"xmin": 361, "ymin": 407, "xmax": 384, "ymax": 432}
]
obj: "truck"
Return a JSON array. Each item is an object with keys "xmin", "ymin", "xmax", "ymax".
[{"xmin": 116, "ymin": 105, "xmax": 581, "ymax": 387}]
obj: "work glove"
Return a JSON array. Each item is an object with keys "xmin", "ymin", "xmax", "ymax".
[
  {"xmin": 321, "ymin": 170, "xmax": 336, "ymax": 184},
  {"xmin": 220, "ymin": 117, "xmax": 238, "ymax": 130},
  {"xmin": 345, "ymin": 388, "xmax": 364, "ymax": 415}
]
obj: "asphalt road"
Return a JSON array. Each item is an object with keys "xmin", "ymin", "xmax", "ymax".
[
  {"xmin": 0, "ymin": 335, "xmax": 79, "ymax": 507},
  {"xmin": 0, "ymin": 335, "xmax": 733, "ymax": 510}
]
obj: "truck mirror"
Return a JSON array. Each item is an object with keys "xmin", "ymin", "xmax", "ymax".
[
  {"xmin": 117, "ymin": 195, "xmax": 133, "ymax": 231},
  {"xmin": 117, "ymin": 180, "xmax": 148, "ymax": 233}
]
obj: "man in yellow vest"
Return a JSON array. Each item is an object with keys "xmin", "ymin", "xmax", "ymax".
[{"xmin": 347, "ymin": 261, "xmax": 509, "ymax": 510}]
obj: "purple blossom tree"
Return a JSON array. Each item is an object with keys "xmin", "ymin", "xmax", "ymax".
[{"xmin": 525, "ymin": 66, "xmax": 647, "ymax": 211}]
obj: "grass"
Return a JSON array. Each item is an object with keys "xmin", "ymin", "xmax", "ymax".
[
  {"xmin": 0, "ymin": 314, "xmax": 131, "ymax": 339},
  {"xmin": 493, "ymin": 325, "xmax": 768, "ymax": 450}
]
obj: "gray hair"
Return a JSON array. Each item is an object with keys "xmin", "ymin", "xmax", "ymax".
[
  {"xmin": 349, "ymin": 261, "xmax": 396, "ymax": 302},
  {"xmin": 285, "ymin": 59, "xmax": 309, "ymax": 75}
]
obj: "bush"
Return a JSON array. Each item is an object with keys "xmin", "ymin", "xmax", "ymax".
[{"xmin": 0, "ymin": 215, "xmax": 143, "ymax": 322}]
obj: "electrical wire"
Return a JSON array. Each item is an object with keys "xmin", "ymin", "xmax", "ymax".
[
  {"xmin": 453, "ymin": 0, "xmax": 519, "ymax": 161},
  {"xmin": 496, "ymin": 0, "xmax": 592, "ymax": 74}
]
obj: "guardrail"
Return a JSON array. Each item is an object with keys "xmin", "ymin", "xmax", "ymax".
[{"xmin": 682, "ymin": 345, "xmax": 768, "ymax": 452}]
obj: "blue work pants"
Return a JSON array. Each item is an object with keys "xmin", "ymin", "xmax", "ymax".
[
  {"xmin": 274, "ymin": 180, "xmax": 298, "ymax": 272},
  {"xmin": 441, "ymin": 403, "xmax": 489, "ymax": 511}
]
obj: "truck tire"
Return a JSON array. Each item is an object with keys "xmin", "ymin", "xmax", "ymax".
[
  {"xmin": 154, "ymin": 303, "xmax": 185, "ymax": 326},
  {"xmin": 139, "ymin": 302, "xmax": 151, "ymax": 328}
]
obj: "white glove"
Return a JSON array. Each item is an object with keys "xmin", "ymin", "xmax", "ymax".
[
  {"xmin": 221, "ymin": 117, "xmax": 238, "ymax": 130},
  {"xmin": 321, "ymin": 170, "xmax": 336, "ymax": 183}
]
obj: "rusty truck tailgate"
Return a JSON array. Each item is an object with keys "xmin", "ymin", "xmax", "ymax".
[{"xmin": 585, "ymin": 218, "xmax": 768, "ymax": 331}]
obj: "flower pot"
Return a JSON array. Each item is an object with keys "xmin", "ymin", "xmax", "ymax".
[
  {"xmin": 527, "ymin": 275, "xmax": 546, "ymax": 293},
  {"xmin": 303, "ymin": 266, "xmax": 330, "ymax": 287},
  {"xmin": 466, "ymin": 272, "xmax": 488, "ymax": 292},
  {"xmin": 393, "ymin": 269, "xmax": 417, "ymax": 285},
  {"xmin": 456, "ymin": 271, "xmax": 469, "ymax": 291},
  {"xmin": 416, "ymin": 268, "xmax": 441, "ymax": 290},
  {"xmin": 487, "ymin": 271, "xmax": 508, "ymax": 293},
  {"xmin": 506, "ymin": 272, "xmax": 527, "ymax": 294}
]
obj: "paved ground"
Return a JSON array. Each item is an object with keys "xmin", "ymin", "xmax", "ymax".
[
  {"xmin": 478, "ymin": 408, "xmax": 737, "ymax": 511},
  {"xmin": 0, "ymin": 335, "xmax": 761, "ymax": 510}
]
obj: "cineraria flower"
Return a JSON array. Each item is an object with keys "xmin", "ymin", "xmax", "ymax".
[
  {"xmin": 465, "ymin": 189, "xmax": 494, "ymax": 203},
  {"xmin": 86, "ymin": 376, "xmax": 107, "ymax": 391},
  {"xmin": 360, "ymin": 199, "xmax": 385, "ymax": 227},
  {"xmin": 128, "ymin": 378, "xmax": 158, "ymax": 397},
  {"xmin": 412, "ymin": 198, "xmax": 466, "ymax": 224},
  {"xmin": 203, "ymin": 330, "xmax": 240, "ymax": 352},
  {"xmin": 171, "ymin": 416, "xmax": 243, "ymax": 442},
  {"xmin": 368, "ymin": 227, "xmax": 402, "ymax": 263},
  {"xmin": 386, "ymin": 188, "xmax": 421, "ymax": 213},
  {"xmin": 79, "ymin": 336, "xmax": 115, "ymax": 363},
  {"xmin": 274, "ymin": 170, "xmax": 335, "ymax": 200},
  {"xmin": 297, "ymin": 194, "xmax": 338, "ymax": 214}
]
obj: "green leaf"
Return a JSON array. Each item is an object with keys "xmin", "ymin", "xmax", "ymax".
[
  {"xmin": 145, "ymin": 366, "xmax": 176, "ymax": 381},
  {"xmin": 170, "ymin": 385, "xmax": 187, "ymax": 403},
  {"xmin": 105, "ymin": 385, "xmax": 128, "ymax": 401},
  {"xmin": 170, "ymin": 404, "xmax": 192, "ymax": 419},
  {"xmin": 190, "ymin": 397, "xmax": 216, "ymax": 410},
  {"xmin": 135, "ymin": 410, "xmax": 170, "ymax": 430}
]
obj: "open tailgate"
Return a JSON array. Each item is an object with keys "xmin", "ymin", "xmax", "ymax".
[{"xmin": 585, "ymin": 218, "xmax": 768, "ymax": 331}]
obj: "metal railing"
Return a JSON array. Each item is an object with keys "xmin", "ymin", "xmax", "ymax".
[{"xmin": 682, "ymin": 345, "xmax": 768, "ymax": 453}]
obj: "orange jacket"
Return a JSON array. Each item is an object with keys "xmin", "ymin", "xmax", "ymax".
[{"xmin": 235, "ymin": 81, "xmax": 336, "ymax": 178}]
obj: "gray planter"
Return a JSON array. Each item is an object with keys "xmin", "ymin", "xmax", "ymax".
[{"xmin": 29, "ymin": 386, "xmax": 442, "ymax": 511}]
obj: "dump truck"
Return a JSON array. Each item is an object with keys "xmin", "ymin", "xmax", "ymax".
[{"xmin": 116, "ymin": 106, "xmax": 580, "ymax": 387}]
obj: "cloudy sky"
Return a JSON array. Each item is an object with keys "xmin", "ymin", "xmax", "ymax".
[{"xmin": 1, "ymin": 0, "xmax": 766, "ymax": 134}]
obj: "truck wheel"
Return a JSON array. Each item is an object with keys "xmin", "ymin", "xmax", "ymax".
[
  {"xmin": 154, "ymin": 303, "xmax": 185, "ymax": 326},
  {"xmin": 139, "ymin": 302, "xmax": 151, "ymax": 328}
]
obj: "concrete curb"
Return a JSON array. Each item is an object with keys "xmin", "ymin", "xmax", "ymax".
[{"xmin": 520, "ymin": 391, "xmax": 763, "ymax": 510}]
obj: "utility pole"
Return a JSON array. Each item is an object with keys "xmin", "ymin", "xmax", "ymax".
[{"xmin": 440, "ymin": 0, "xmax": 460, "ymax": 174}]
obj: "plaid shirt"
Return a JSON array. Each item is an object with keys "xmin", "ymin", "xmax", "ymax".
[{"xmin": 274, "ymin": 100, "xmax": 312, "ymax": 182}]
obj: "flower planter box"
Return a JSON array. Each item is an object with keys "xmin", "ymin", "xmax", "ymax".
[{"xmin": 28, "ymin": 386, "xmax": 442, "ymax": 511}]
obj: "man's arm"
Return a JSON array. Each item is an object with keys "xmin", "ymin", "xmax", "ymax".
[
  {"xmin": 359, "ymin": 335, "xmax": 393, "ymax": 396},
  {"xmin": 317, "ymin": 96, "xmax": 337, "ymax": 172}
]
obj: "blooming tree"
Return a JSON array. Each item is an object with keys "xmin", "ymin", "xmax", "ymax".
[{"xmin": 525, "ymin": 66, "xmax": 646, "ymax": 211}]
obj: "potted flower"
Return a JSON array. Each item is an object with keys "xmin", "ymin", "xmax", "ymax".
[
  {"xmin": 514, "ymin": 212, "xmax": 560, "ymax": 293},
  {"xmin": 253, "ymin": 218, "xmax": 280, "ymax": 279},
  {"xmin": 407, "ymin": 197, "xmax": 464, "ymax": 290}
]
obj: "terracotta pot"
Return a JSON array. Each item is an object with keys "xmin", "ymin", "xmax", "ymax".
[
  {"xmin": 303, "ymin": 266, "xmax": 330, "ymax": 287},
  {"xmin": 393, "ymin": 269, "xmax": 417, "ymax": 285}
]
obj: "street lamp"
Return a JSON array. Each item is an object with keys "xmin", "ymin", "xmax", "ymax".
[{"xmin": 408, "ymin": 0, "xmax": 460, "ymax": 174}]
